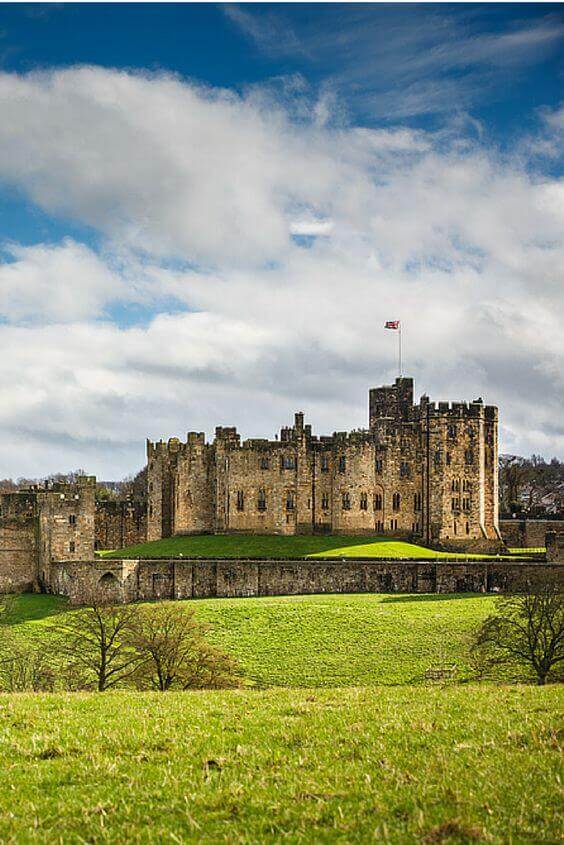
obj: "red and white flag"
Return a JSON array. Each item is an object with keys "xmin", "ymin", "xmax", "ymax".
[{"xmin": 384, "ymin": 320, "xmax": 400, "ymax": 330}]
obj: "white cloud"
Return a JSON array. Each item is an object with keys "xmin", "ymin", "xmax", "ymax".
[
  {"xmin": 0, "ymin": 66, "xmax": 562, "ymax": 477},
  {"xmin": 0, "ymin": 240, "xmax": 127, "ymax": 323}
]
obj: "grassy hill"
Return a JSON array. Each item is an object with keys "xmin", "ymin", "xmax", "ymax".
[
  {"xmin": 99, "ymin": 533, "xmax": 498, "ymax": 560},
  {"xmin": 10, "ymin": 591, "xmax": 496, "ymax": 686},
  {"xmin": 0, "ymin": 685, "xmax": 560, "ymax": 844}
]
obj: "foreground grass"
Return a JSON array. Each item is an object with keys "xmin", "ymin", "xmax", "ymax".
[
  {"xmin": 0, "ymin": 685, "xmax": 560, "ymax": 844},
  {"xmin": 99, "ymin": 534, "xmax": 497, "ymax": 560},
  {"xmin": 11, "ymin": 592, "xmax": 498, "ymax": 686}
]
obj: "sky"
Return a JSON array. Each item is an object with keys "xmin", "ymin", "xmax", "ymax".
[{"xmin": 0, "ymin": 2, "xmax": 563, "ymax": 480}]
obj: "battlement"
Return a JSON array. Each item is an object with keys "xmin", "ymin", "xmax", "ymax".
[{"xmin": 417, "ymin": 396, "xmax": 497, "ymax": 420}]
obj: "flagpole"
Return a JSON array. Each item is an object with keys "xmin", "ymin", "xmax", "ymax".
[{"xmin": 399, "ymin": 321, "xmax": 402, "ymax": 378}]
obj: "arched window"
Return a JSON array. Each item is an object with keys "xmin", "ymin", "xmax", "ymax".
[
  {"xmin": 374, "ymin": 493, "xmax": 383, "ymax": 510},
  {"xmin": 257, "ymin": 489, "xmax": 267, "ymax": 511},
  {"xmin": 360, "ymin": 492, "xmax": 368, "ymax": 511},
  {"xmin": 392, "ymin": 493, "xmax": 400, "ymax": 511}
]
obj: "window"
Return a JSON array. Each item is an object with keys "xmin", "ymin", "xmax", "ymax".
[
  {"xmin": 462, "ymin": 497, "xmax": 471, "ymax": 512},
  {"xmin": 322, "ymin": 493, "xmax": 329, "ymax": 510},
  {"xmin": 320, "ymin": 454, "xmax": 329, "ymax": 472},
  {"xmin": 360, "ymin": 492, "xmax": 368, "ymax": 511},
  {"xmin": 445, "ymin": 452, "xmax": 451, "ymax": 466},
  {"xmin": 257, "ymin": 490, "xmax": 266, "ymax": 511},
  {"xmin": 374, "ymin": 493, "xmax": 383, "ymax": 511},
  {"xmin": 466, "ymin": 521, "xmax": 470, "ymax": 535},
  {"xmin": 376, "ymin": 520, "xmax": 384, "ymax": 532},
  {"xmin": 448, "ymin": 424, "xmax": 457, "ymax": 439},
  {"xmin": 451, "ymin": 498, "xmax": 460, "ymax": 511},
  {"xmin": 463, "ymin": 480, "xmax": 472, "ymax": 492},
  {"xmin": 69, "ymin": 541, "xmax": 75, "ymax": 553},
  {"xmin": 451, "ymin": 479, "xmax": 460, "ymax": 493},
  {"xmin": 411, "ymin": 522, "xmax": 420, "ymax": 534},
  {"xmin": 281, "ymin": 456, "xmax": 295, "ymax": 470},
  {"xmin": 260, "ymin": 457, "xmax": 270, "ymax": 470},
  {"xmin": 69, "ymin": 514, "xmax": 76, "ymax": 525},
  {"xmin": 236, "ymin": 490, "xmax": 244, "ymax": 512},
  {"xmin": 414, "ymin": 493, "xmax": 421, "ymax": 512},
  {"xmin": 392, "ymin": 492, "xmax": 400, "ymax": 511},
  {"xmin": 465, "ymin": 449, "xmax": 474, "ymax": 465},
  {"xmin": 434, "ymin": 451, "xmax": 442, "ymax": 466},
  {"xmin": 390, "ymin": 518, "xmax": 398, "ymax": 531},
  {"xmin": 342, "ymin": 492, "xmax": 351, "ymax": 510},
  {"xmin": 375, "ymin": 459, "xmax": 383, "ymax": 474},
  {"xmin": 285, "ymin": 492, "xmax": 295, "ymax": 511},
  {"xmin": 400, "ymin": 461, "xmax": 409, "ymax": 478},
  {"xmin": 149, "ymin": 504, "xmax": 153, "ymax": 517},
  {"xmin": 338, "ymin": 455, "xmax": 346, "ymax": 473}
]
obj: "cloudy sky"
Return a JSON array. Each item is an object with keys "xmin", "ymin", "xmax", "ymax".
[{"xmin": 0, "ymin": 3, "xmax": 563, "ymax": 480}]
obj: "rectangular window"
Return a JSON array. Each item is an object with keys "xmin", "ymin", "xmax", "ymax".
[
  {"xmin": 236, "ymin": 490, "xmax": 244, "ymax": 512},
  {"xmin": 320, "ymin": 454, "xmax": 329, "ymax": 472},
  {"xmin": 448, "ymin": 424, "xmax": 457, "ymax": 439},
  {"xmin": 322, "ymin": 493, "xmax": 329, "ymax": 510},
  {"xmin": 414, "ymin": 493, "xmax": 421, "ymax": 512},
  {"xmin": 69, "ymin": 514, "xmax": 76, "ymax": 525},
  {"xmin": 260, "ymin": 457, "xmax": 269, "ymax": 470},
  {"xmin": 281, "ymin": 456, "xmax": 295, "ymax": 470},
  {"xmin": 360, "ymin": 492, "xmax": 368, "ymax": 511},
  {"xmin": 257, "ymin": 490, "xmax": 266, "ymax": 511},
  {"xmin": 445, "ymin": 452, "xmax": 451, "ymax": 466},
  {"xmin": 342, "ymin": 492, "xmax": 351, "ymax": 510},
  {"xmin": 374, "ymin": 493, "xmax": 382, "ymax": 510},
  {"xmin": 400, "ymin": 461, "xmax": 409, "ymax": 478},
  {"xmin": 338, "ymin": 456, "xmax": 346, "ymax": 473},
  {"xmin": 375, "ymin": 459, "xmax": 383, "ymax": 474},
  {"xmin": 69, "ymin": 541, "xmax": 75, "ymax": 553},
  {"xmin": 465, "ymin": 449, "xmax": 474, "ymax": 465},
  {"xmin": 285, "ymin": 492, "xmax": 295, "ymax": 511},
  {"xmin": 392, "ymin": 493, "xmax": 400, "ymax": 511}
]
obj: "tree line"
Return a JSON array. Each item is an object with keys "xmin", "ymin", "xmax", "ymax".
[{"xmin": 499, "ymin": 455, "xmax": 563, "ymax": 517}]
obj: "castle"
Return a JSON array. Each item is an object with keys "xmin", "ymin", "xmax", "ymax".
[
  {"xmin": 2, "ymin": 376, "xmax": 563, "ymax": 604},
  {"xmin": 147, "ymin": 377, "xmax": 501, "ymax": 549}
]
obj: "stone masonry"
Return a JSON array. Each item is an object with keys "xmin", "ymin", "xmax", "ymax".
[
  {"xmin": 0, "ymin": 477, "xmax": 96, "ymax": 593},
  {"xmin": 147, "ymin": 378, "xmax": 501, "ymax": 551}
]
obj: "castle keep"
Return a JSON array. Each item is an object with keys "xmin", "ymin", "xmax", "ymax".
[{"xmin": 147, "ymin": 378, "xmax": 501, "ymax": 550}]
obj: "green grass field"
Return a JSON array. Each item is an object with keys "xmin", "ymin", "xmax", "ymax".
[
  {"xmin": 2, "ymin": 593, "xmax": 561, "ymax": 843},
  {"xmin": 9, "ymin": 592, "xmax": 498, "ymax": 686},
  {"xmin": 0, "ymin": 686, "xmax": 560, "ymax": 844},
  {"xmin": 99, "ymin": 533, "xmax": 499, "ymax": 560}
]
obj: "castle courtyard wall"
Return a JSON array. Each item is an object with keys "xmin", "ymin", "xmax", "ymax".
[{"xmin": 50, "ymin": 558, "xmax": 563, "ymax": 605}]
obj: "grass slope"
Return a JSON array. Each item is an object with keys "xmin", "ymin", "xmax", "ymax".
[
  {"xmin": 99, "ymin": 533, "xmax": 496, "ymax": 560},
  {"xmin": 11, "ymin": 592, "xmax": 497, "ymax": 686},
  {"xmin": 0, "ymin": 686, "xmax": 560, "ymax": 844}
]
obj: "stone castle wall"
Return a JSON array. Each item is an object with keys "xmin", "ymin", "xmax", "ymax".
[
  {"xmin": 147, "ymin": 378, "xmax": 501, "ymax": 549},
  {"xmin": 499, "ymin": 519, "xmax": 564, "ymax": 548},
  {"xmin": 95, "ymin": 501, "xmax": 147, "ymax": 551},
  {"xmin": 0, "ymin": 492, "xmax": 38, "ymax": 592},
  {"xmin": 51, "ymin": 557, "xmax": 563, "ymax": 606},
  {"xmin": 0, "ymin": 477, "xmax": 96, "ymax": 593}
]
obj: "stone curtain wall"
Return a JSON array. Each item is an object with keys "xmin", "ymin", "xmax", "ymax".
[
  {"xmin": 50, "ymin": 558, "xmax": 563, "ymax": 605},
  {"xmin": 499, "ymin": 519, "xmax": 564, "ymax": 548},
  {"xmin": 0, "ymin": 492, "xmax": 38, "ymax": 592},
  {"xmin": 95, "ymin": 501, "xmax": 147, "ymax": 551}
]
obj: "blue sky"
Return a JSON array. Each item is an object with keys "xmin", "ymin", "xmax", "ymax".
[{"xmin": 0, "ymin": 3, "xmax": 562, "ymax": 477}]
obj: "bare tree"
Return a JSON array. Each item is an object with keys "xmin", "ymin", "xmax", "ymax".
[
  {"xmin": 0, "ymin": 634, "xmax": 56, "ymax": 692},
  {"xmin": 52, "ymin": 596, "xmax": 141, "ymax": 691},
  {"xmin": 128, "ymin": 603, "xmax": 238, "ymax": 691},
  {"xmin": 472, "ymin": 580, "xmax": 563, "ymax": 685}
]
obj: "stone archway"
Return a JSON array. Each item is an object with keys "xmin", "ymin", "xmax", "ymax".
[{"xmin": 97, "ymin": 571, "xmax": 122, "ymax": 603}]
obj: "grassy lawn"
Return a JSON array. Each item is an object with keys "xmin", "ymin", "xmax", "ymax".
[
  {"xmin": 0, "ymin": 685, "xmax": 560, "ymax": 844},
  {"xmin": 10, "ymin": 592, "xmax": 498, "ymax": 687},
  {"xmin": 99, "ymin": 533, "xmax": 498, "ymax": 560}
]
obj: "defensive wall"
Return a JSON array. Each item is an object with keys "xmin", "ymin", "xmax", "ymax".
[
  {"xmin": 499, "ymin": 519, "xmax": 564, "ymax": 548},
  {"xmin": 51, "ymin": 557, "xmax": 563, "ymax": 605}
]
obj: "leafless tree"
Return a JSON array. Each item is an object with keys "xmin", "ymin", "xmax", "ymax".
[
  {"xmin": 127, "ymin": 602, "xmax": 238, "ymax": 691},
  {"xmin": 473, "ymin": 580, "xmax": 563, "ymax": 685},
  {"xmin": 52, "ymin": 595, "xmax": 141, "ymax": 691},
  {"xmin": 0, "ymin": 634, "xmax": 56, "ymax": 692}
]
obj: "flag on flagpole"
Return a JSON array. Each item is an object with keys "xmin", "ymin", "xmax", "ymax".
[{"xmin": 384, "ymin": 320, "xmax": 400, "ymax": 329}]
